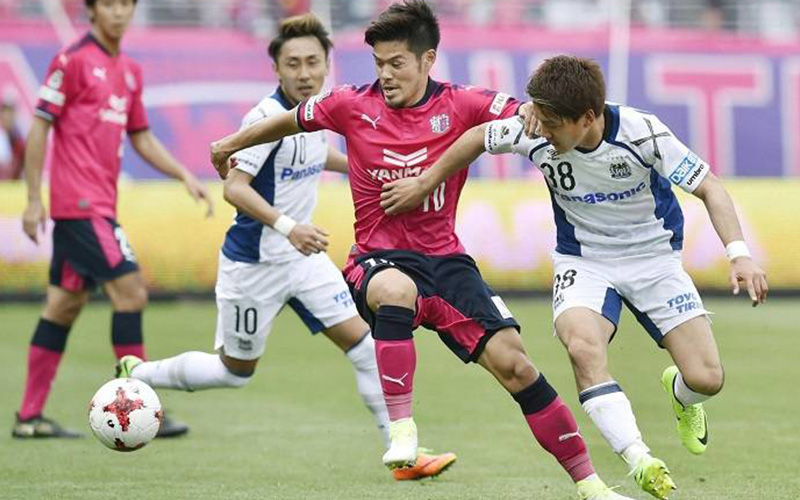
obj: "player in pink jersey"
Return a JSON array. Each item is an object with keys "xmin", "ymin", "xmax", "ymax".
[
  {"xmin": 210, "ymin": 2, "xmax": 631, "ymax": 498},
  {"xmin": 13, "ymin": 0, "xmax": 212, "ymax": 439}
]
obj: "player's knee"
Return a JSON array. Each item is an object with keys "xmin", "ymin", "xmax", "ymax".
[
  {"xmin": 497, "ymin": 351, "xmax": 537, "ymax": 388},
  {"xmin": 366, "ymin": 271, "xmax": 416, "ymax": 310},
  {"xmin": 565, "ymin": 334, "xmax": 604, "ymax": 369},
  {"xmin": 43, "ymin": 293, "xmax": 86, "ymax": 325},
  {"xmin": 685, "ymin": 364, "xmax": 724, "ymax": 396}
]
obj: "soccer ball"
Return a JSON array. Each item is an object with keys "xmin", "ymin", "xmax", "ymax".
[{"xmin": 88, "ymin": 378, "xmax": 162, "ymax": 452}]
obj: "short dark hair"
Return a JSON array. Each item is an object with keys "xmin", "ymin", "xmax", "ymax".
[
  {"xmin": 364, "ymin": 0, "xmax": 440, "ymax": 58},
  {"xmin": 268, "ymin": 13, "xmax": 334, "ymax": 63},
  {"xmin": 526, "ymin": 56, "xmax": 606, "ymax": 122},
  {"xmin": 85, "ymin": 0, "xmax": 138, "ymax": 6}
]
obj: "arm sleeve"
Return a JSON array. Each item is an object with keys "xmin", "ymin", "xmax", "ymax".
[
  {"xmin": 458, "ymin": 86, "xmax": 520, "ymax": 127},
  {"xmin": 127, "ymin": 64, "xmax": 149, "ymax": 133},
  {"xmin": 295, "ymin": 85, "xmax": 353, "ymax": 135},
  {"xmin": 484, "ymin": 116, "xmax": 537, "ymax": 156},
  {"xmin": 35, "ymin": 52, "xmax": 76, "ymax": 122},
  {"xmin": 230, "ymin": 105, "xmax": 280, "ymax": 177},
  {"xmin": 647, "ymin": 115, "xmax": 710, "ymax": 193}
]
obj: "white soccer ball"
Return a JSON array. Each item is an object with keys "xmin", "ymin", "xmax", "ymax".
[{"xmin": 88, "ymin": 378, "xmax": 162, "ymax": 452}]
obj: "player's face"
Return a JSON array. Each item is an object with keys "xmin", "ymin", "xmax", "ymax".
[
  {"xmin": 372, "ymin": 41, "xmax": 435, "ymax": 108},
  {"xmin": 274, "ymin": 36, "xmax": 330, "ymax": 106},
  {"xmin": 533, "ymin": 104, "xmax": 594, "ymax": 154},
  {"xmin": 89, "ymin": 0, "xmax": 135, "ymax": 41}
]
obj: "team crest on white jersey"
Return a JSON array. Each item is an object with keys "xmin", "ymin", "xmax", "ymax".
[
  {"xmin": 609, "ymin": 160, "xmax": 632, "ymax": 179},
  {"xmin": 429, "ymin": 113, "xmax": 450, "ymax": 134}
]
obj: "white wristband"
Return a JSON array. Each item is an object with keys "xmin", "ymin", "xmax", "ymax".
[
  {"xmin": 725, "ymin": 240, "xmax": 751, "ymax": 261},
  {"xmin": 273, "ymin": 214, "xmax": 297, "ymax": 237}
]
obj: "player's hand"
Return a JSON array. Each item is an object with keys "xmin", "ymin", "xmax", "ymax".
[
  {"xmin": 22, "ymin": 200, "xmax": 47, "ymax": 244},
  {"xmin": 288, "ymin": 224, "xmax": 329, "ymax": 256},
  {"xmin": 183, "ymin": 174, "xmax": 215, "ymax": 218},
  {"xmin": 729, "ymin": 256, "xmax": 768, "ymax": 306},
  {"xmin": 518, "ymin": 102, "xmax": 539, "ymax": 138},
  {"xmin": 380, "ymin": 177, "xmax": 428, "ymax": 215},
  {"xmin": 210, "ymin": 140, "xmax": 232, "ymax": 180}
]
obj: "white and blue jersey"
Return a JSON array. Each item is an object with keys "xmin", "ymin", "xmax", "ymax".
[
  {"xmin": 485, "ymin": 104, "xmax": 710, "ymax": 259},
  {"xmin": 222, "ymin": 88, "xmax": 328, "ymax": 264}
]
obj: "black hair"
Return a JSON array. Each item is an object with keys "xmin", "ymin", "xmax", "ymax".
[{"xmin": 364, "ymin": 0, "xmax": 440, "ymax": 58}]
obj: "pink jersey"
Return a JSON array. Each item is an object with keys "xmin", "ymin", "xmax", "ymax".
[
  {"xmin": 36, "ymin": 33, "xmax": 148, "ymax": 219},
  {"xmin": 297, "ymin": 80, "xmax": 518, "ymax": 256}
]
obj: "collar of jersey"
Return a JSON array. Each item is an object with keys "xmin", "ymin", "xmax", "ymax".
[
  {"xmin": 272, "ymin": 87, "xmax": 295, "ymax": 110},
  {"xmin": 574, "ymin": 104, "xmax": 617, "ymax": 155}
]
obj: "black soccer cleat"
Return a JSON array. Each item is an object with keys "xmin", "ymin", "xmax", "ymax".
[
  {"xmin": 12, "ymin": 413, "xmax": 84, "ymax": 439},
  {"xmin": 155, "ymin": 412, "xmax": 189, "ymax": 438}
]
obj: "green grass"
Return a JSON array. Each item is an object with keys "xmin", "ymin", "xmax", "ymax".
[{"xmin": 1, "ymin": 299, "xmax": 798, "ymax": 500}]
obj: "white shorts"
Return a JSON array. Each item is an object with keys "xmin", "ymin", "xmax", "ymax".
[
  {"xmin": 551, "ymin": 252, "xmax": 710, "ymax": 345},
  {"xmin": 214, "ymin": 251, "xmax": 359, "ymax": 360}
]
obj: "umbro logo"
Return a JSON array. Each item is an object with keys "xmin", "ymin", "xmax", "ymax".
[
  {"xmin": 381, "ymin": 373, "xmax": 409, "ymax": 387},
  {"xmin": 361, "ymin": 113, "xmax": 380, "ymax": 129},
  {"xmin": 93, "ymin": 67, "xmax": 107, "ymax": 81},
  {"xmin": 383, "ymin": 148, "xmax": 427, "ymax": 167}
]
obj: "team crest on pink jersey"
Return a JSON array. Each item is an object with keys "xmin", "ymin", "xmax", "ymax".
[{"xmin": 429, "ymin": 113, "xmax": 450, "ymax": 134}]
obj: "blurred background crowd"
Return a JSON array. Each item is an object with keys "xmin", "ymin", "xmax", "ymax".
[{"xmin": 2, "ymin": 0, "xmax": 800, "ymax": 39}]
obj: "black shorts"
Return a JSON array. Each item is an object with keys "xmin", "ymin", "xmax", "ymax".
[
  {"xmin": 344, "ymin": 250, "xmax": 520, "ymax": 363},
  {"xmin": 49, "ymin": 217, "xmax": 139, "ymax": 292}
]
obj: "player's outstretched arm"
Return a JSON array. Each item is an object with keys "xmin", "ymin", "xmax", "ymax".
[
  {"xmin": 223, "ymin": 168, "xmax": 329, "ymax": 256},
  {"xmin": 130, "ymin": 130, "xmax": 214, "ymax": 217},
  {"xmin": 325, "ymin": 146, "xmax": 349, "ymax": 174},
  {"xmin": 692, "ymin": 172, "xmax": 768, "ymax": 306},
  {"xmin": 381, "ymin": 123, "xmax": 488, "ymax": 215},
  {"xmin": 210, "ymin": 109, "xmax": 302, "ymax": 180},
  {"xmin": 21, "ymin": 116, "xmax": 51, "ymax": 244}
]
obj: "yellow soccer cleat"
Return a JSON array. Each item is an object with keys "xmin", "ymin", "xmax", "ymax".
[
  {"xmin": 631, "ymin": 456, "xmax": 677, "ymax": 499},
  {"xmin": 115, "ymin": 355, "xmax": 143, "ymax": 378},
  {"xmin": 576, "ymin": 476, "xmax": 637, "ymax": 500},
  {"xmin": 382, "ymin": 417, "xmax": 418, "ymax": 470},
  {"xmin": 661, "ymin": 366, "xmax": 708, "ymax": 455},
  {"xmin": 392, "ymin": 448, "xmax": 457, "ymax": 480}
]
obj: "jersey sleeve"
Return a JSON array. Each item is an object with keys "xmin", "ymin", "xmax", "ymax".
[
  {"xmin": 645, "ymin": 114, "xmax": 710, "ymax": 193},
  {"xmin": 127, "ymin": 63, "xmax": 149, "ymax": 133},
  {"xmin": 457, "ymin": 86, "xmax": 520, "ymax": 128},
  {"xmin": 35, "ymin": 52, "xmax": 77, "ymax": 122},
  {"xmin": 295, "ymin": 85, "xmax": 352, "ymax": 135},
  {"xmin": 231, "ymin": 105, "xmax": 281, "ymax": 177},
  {"xmin": 484, "ymin": 116, "xmax": 536, "ymax": 156}
]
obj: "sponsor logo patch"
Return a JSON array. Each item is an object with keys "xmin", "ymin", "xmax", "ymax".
[
  {"xmin": 489, "ymin": 92, "xmax": 510, "ymax": 116},
  {"xmin": 669, "ymin": 152, "xmax": 700, "ymax": 185}
]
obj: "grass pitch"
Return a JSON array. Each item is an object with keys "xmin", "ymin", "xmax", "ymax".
[{"xmin": 1, "ymin": 298, "xmax": 798, "ymax": 500}]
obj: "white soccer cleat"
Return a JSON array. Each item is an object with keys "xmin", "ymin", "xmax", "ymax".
[{"xmin": 382, "ymin": 417, "xmax": 418, "ymax": 470}]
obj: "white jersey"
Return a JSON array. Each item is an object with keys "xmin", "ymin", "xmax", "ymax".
[
  {"xmin": 222, "ymin": 88, "xmax": 328, "ymax": 264},
  {"xmin": 485, "ymin": 104, "xmax": 710, "ymax": 259}
]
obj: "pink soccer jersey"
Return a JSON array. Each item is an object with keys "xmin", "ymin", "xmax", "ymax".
[
  {"xmin": 297, "ymin": 80, "xmax": 518, "ymax": 256},
  {"xmin": 35, "ymin": 33, "xmax": 149, "ymax": 220}
]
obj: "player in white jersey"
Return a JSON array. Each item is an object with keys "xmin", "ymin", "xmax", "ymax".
[
  {"xmin": 380, "ymin": 55, "xmax": 768, "ymax": 498},
  {"xmin": 116, "ymin": 14, "xmax": 455, "ymax": 481}
]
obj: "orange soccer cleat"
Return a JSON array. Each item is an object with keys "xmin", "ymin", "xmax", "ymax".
[{"xmin": 392, "ymin": 449, "xmax": 457, "ymax": 481}]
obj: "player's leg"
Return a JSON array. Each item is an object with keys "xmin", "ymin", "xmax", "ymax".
[
  {"xmin": 552, "ymin": 255, "xmax": 675, "ymax": 499},
  {"xmin": 13, "ymin": 284, "xmax": 89, "ymax": 438},
  {"xmin": 557, "ymin": 309, "xmax": 675, "ymax": 499},
  {"xmin": 122, "ymin": 254, "xmax": 283, "ymax": 392},
  {"xmin": 364, "ymin": 267, "xmax": 419, "ymax": 469},
  {"xmin": 104, "ymin": 270, "xmax": 148, "ymax": 359},
  {"xmin": 660, "ymin": 316, "xmax": 721, "ymax": 455},
  {"xmin": 424, "ymin": 255, "xmax": 631, "ymax": 499},
  {"xmin": 619, "ymin": 253, "xmax": 715, "ymax": 455}
]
